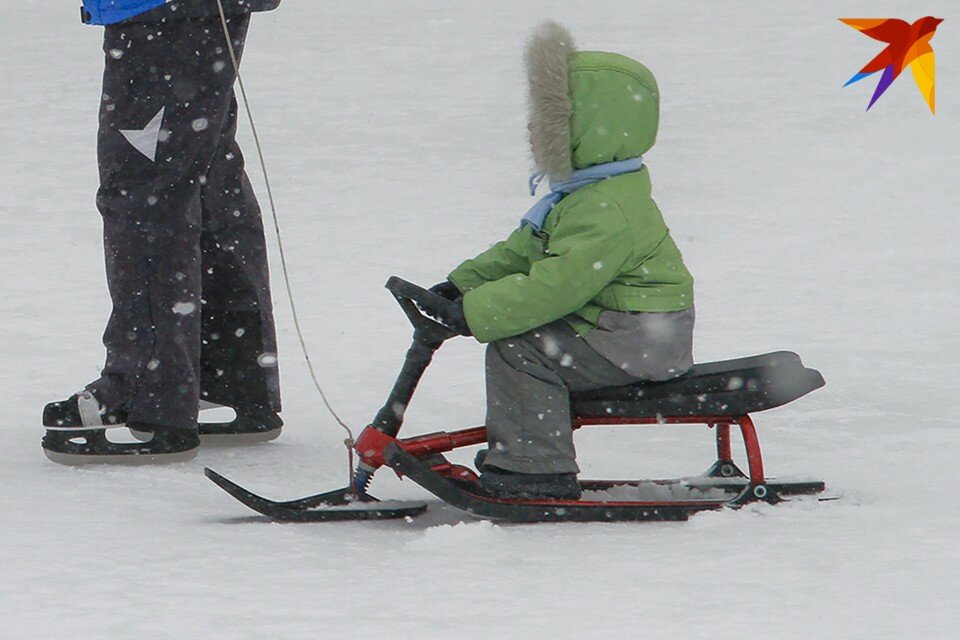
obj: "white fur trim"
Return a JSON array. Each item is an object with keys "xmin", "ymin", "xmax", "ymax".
[{"xmin": 525, "ymin": 21, "xmax": 576, "ymax": 180}]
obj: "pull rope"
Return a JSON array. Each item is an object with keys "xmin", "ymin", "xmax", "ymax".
[{"xmin": 214, "ymin": 2, "xmax": 356, "ymax": 483}]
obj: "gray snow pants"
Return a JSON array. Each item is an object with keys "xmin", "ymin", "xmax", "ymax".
[
  {"xmin": 483, "ymin": 308, "xmax": 694, "ymax": 474},
  {"xmin": 87, "ymin": 14, "xmax": 280, "ymax": 430}
]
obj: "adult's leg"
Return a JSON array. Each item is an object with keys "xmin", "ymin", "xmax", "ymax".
[
  {"xmin": 199, "ymin": 61, "xmax": 281, "ymax": 414},
  {"xmin": 483, "ymin": 321, "xmax": 641, "ymax": 475},
  {"xmin": 91, "ymin": 15, "xmax": 250, "ymax": 430}
]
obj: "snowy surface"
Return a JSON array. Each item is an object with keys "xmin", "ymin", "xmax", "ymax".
[{"xmin": 2, "ymin": 2, "xmax": 959, "ymax": 638}]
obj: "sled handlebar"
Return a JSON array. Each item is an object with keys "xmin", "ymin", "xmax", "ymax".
[
  {"xmin": 385, "ymin": 276, "xmax": 458, "ymax": 346},
  {"xmin": 385, "ymin": 276, "xmax": 448, "ymax": 312},
  {"xmin": 365, "ymin": 277, "xmax": 457, "ymax": 438}
]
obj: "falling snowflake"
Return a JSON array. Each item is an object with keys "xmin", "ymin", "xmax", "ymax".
[
  {"xmin": 257, "ymin": 353, "xmax": 279, "ymax": 368},
  {"xmin": 172, "ymin": 301, "xmax": 196, "ymax": 315},
  {"xmin": 542, "ymin": 335, "xmax": 562, "ymax": 358}
]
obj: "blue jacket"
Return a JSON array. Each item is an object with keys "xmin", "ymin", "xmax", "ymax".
[{"xmin": 81, "ymin": 0, "xmax": 280, "ymax": 25}]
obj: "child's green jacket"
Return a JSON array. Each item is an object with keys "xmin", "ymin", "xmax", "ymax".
[{"xmin": 448, "ymin": 51, "xmax": 694, "ymax": 343}]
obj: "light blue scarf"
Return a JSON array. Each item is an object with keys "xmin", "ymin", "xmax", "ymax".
[{"xmin": 520, "ymin": 157, "xmax": 645, "ymax": 232}]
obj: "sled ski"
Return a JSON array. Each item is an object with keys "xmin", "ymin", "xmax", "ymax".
[
  {"xmin": 387, "ymin": 444, "xmax": 704, "ymax": 522},
  {"xmin": 385, "ymin": 445, "xmax": 824, "ymax": 523},
  {"xmin": 204, "ymin": 468, "xmax": 427, "ymax": 521},
  {"xmin": 206, "ymin": 277, "xmax": 827, "ymax": 524}
]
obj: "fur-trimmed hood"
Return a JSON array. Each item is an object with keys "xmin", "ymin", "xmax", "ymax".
[{"xmin": 525, "ymin": 22, "xmax": 660, "ymax": 180}]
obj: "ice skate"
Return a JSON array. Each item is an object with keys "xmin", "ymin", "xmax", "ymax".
[{"xmin": 42, "ymin": 391, "xmax": 200, "ymax": 465}]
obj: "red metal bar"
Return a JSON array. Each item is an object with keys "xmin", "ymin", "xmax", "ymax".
[
  {"xmin": 715, "ymin": 423, "xmax": 732, "ymax": 461},
  {"xmin": 356, "ymin": 425, "xmax": 489, "ymax": 468},
  {"xmin": 398, "ymin": 427, "xmax": 488, "ymax": 457},
  {"xmin": 737, "ymin": 415, "xmax": 765, "ymax": 485},
  {"xmin": 433, "ymin": 463, "xmax": 480, "ymax": 483},
  {"xmin": 367, "ymin": 415, "xmax": 766, "ymax": 489}
]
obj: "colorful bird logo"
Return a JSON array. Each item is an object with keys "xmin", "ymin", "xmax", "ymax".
[{"xmin": 840, "ymin": 17, "xmax": 943, "ymax": 114}]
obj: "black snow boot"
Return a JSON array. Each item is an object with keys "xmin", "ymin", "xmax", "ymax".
[
  {"xmin": 474, "ymin": 448, "xmax": 490, "ymax": 472},
  {"xmin": 479, "ymin": 466, "xmax": 582, "ymax": 501}
]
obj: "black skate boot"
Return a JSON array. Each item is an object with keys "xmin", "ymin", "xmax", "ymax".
[
  {"xmin": 128, "ymin": 402, "xmax": 283, "ymax": 445},
  {"xmin": 42, "ymin": 391, "xmax": 199, "ymax": 465},
  {"xmin": 197, "ymin": 403, "xmax": 283, "ymax": 444},
  {"xmin": 42, "ymin": 390, "xmax": 128, "ymax": 431}
]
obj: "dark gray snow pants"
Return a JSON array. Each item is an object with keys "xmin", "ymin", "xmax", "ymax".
[
  {"xmin": 483, "ymin": 309, "xmax": 694, "ymax": 474},
  {"xmin": 88, "ymin": 14, "xmax": 280, "ymax": 429}
]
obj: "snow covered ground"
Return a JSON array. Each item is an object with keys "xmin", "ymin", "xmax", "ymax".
[{"xmin": 2, "ymin": 2, "xmax": 959, "ymax": 638}]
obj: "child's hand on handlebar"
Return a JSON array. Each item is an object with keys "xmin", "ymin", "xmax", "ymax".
[
  {"xmin": 439, "ymin": 300, "xmax": 472, "ymax": 337},
  {"xmin": 429, "ymin": 280, "xmax": 462, "ymax": 301}
]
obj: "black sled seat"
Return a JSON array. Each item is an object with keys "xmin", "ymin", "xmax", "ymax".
[{"xmin": 572, "ymin": 351, "xmax": 824, "ymax": 419}]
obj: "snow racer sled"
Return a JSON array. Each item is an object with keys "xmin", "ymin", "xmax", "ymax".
[{"xmin": 206, "ymin": 277, "xmax": 826, "ymax": 523}]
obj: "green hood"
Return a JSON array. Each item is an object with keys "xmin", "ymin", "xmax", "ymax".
[
  {"xmin": 525, "ymin": 22, "xmax": 660, "ymax": 179},
  {"xmin": 568, "ymin": 51, "xmax": 660, "ymax": 170}
]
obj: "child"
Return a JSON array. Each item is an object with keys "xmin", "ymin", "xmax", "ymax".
[{"xmin": 436, "ymin": 22, "xmax": 695, "ymax": 500}]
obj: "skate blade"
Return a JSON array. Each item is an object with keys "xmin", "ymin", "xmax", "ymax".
[
  {"xmin": 129, "ymin": 427, "xmax": 282, "ymax": 446},
  {"xmin": 43, "ymin": 422, "xmax": 128, "ymax": 432},
  {"xmin": 198, "ymin": 429, "xmax": 282, "ymax": 446},
  {"xmin": 42, "ymin": 446, "xmax": 199, "ymax": 466}
]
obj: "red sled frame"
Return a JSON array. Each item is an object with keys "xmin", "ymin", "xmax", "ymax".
[{"xmin": 356, "ymin": 413, "xmax": 811, "ymax": 508}]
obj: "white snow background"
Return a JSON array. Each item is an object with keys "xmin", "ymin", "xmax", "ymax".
[{"xmin": 1, "ymin": 2, "xmax": 958, "ymax": 638}]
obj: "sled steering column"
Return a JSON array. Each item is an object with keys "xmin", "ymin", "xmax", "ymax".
[{"xmin": 351, "ymin": 277, "xmax": 459, "ymax": 495}]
